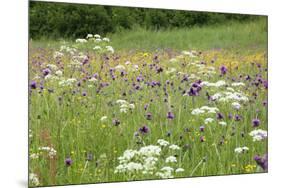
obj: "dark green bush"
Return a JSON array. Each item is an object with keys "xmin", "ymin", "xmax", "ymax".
[{"xmin": 29, "ymin": 1, "xmax": 262, "ymax": 39}]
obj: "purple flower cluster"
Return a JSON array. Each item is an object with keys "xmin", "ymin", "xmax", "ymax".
[{"xmin": 254, "ymin": 154, "xmax": 268, "ymax": 171}]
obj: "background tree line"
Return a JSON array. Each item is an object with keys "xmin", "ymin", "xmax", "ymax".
[{"xmin": 29, "ymin": 1, "xmax": 262, "ymax": 39}]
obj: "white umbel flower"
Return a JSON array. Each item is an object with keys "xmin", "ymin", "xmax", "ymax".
[
  {"xmin": 165, "ymin": 156, "xmax": 177, "ymax": 163},
  {"xmin": 232, "ymin": 102, "xmax": 241, "ymax": 110},
  {"xmin": 169, "ymin": 144, "xmax": 181, "ymax": 150},
  {"xmin": 29, "ymin": 173, "xmax": 40, "ymax": 186},
  {"xmin": 157, "ymin": 139, "xmax": 170, "ymax": 147},
  {"xmin": 204, "ymin": 118, "xmax": 214, "ymax": 124},
  {"xmin": 139, "ymin": 145, "xmax": 161, "ymax": 157},
  {"xmin": 94, "ymin": 34, "xmax": 101, "ymax": 38},
  {"xmin": 249, "ymin": 129, "xmax": 267, "ymax": 141},
  {"xmin": 86, "ymin": 34, "xmax": 93, "ymax": 38},
  {"xmin": 102, "ymin": 37, "xmax": 110, "ymax": 42},
  {"xmin": 219, "ymin": 121, "xmax": 227, "ymax": 126},
  {"xmin": 93, "ymin": 46, "xmax": 102, "ymax": 50},
  {"xmin": 76, "ymin": 38, "xmax": 87, "ymax": 43},
  {"xmin": 106, "ymin": 46, "xmax": 114, "ymax": 53},
  {"xmin": 234, "ymin": 146, "xmax": 249, "ymax": 154},
  {"xmin": 175, "ymin": 168, "xmax": 185, "ymax": 173}
]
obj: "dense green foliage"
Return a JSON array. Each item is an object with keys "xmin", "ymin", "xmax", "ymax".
[{"xmin": 29, "ymin": 1, "xmax": 263, "ymax": 39}]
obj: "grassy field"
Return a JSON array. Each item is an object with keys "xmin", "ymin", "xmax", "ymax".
[
  {"xmin": 31, "ymin": 18, "xmax": 267, "ymax": 52},
  {"xmin": 28, "ymin": 19, "xmax": 268, "ymax": 187}
]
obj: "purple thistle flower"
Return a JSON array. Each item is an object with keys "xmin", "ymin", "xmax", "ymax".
[
  {"xmin": 42, "ymin": 68, "xmax": 51, "ymax": 76},
  {"xmin": 167, "ymin": 111, "xmax": 175, "ymax": 120},
  {"xmin": 136, "ymin": 75, "xmax": 143, "ymax": 82},
  {"xmin": 146, "ymin": 112, "xmax": 152, "ymax": 120},
  {"xmin": 217, "ymin": 113, "xmax": 224, "ymax": 120},
  {"xmin": 188, "ymin": 87, "xmax": 198, "ymax": 96},
  {"xmin": 235, "ymin": 114, "xmax": 241, "ymax": 121},
  {"xmin": 156, "ymin": 67, "xmax": 163, "ymax": 73},
  {"xmin": 82, "ymin": 56, "xmax": 89, "ymax": 65},
  {"xmin": 144, "ymin": 104, "xmax": 149, "ymax": 111},
  {"xmin": 254, "ymin": 154, "xmax": 268, "ymax": 171},
  {"xmin": 200, "ymin": 136, "xmax": 205, "ymax": 142},
  {"xmin": 138, "ymin": 125, "xmax": 150, "ymax": 134},
  {"xmin": 166, "ymin": 131, "xmax": 171, "ymax": 137},
  {"xmin": 120, "ymin": 70, "xmax": 126, "ymax": 77},
  {"xmin": 111, "ymin": 75, "xmax": 116, "ymax": 80},
  {"xmin": 192, "ymin": 82, "xmax": 200, "ymax": 88},
  {"xmin": 220, "ymin": 65, "xmax": 227, "ymax": 75},
  {"xmin": 30, "ymin": 81, "xmax": 37, "ymax": 89},
  {"xmin": 112, "ymin": 119, "xmax": 120, "ymax": 126},
  {"xmin": 245, "ymin": 75, "xmax": 251, "ymax": 81},
  {"xmin": 165, "ymin": 80, "xmax": 170, "ymax": 85},
  {"xmin": 93, "ymin": 73, "xmax": 99, "ymax": 79},
  {"xmin": 65, "ymin": 157, "xmax": 73, "ymax": 167},
  {"xmin": 263, "ymin": 80, "xmax": 268, "ymax": 89},
  {"xmin": 134, "ymin": 85, "xmax": 140, "ymax": 90},
  {"xmin": 252, "ymin": 118, "xmax": 260, "ymax": 127},
  {"xmin": 181, "ymin": 74, "xmax": 189, "ymax": 83}
]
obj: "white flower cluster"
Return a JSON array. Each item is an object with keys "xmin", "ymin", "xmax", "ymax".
[
  {"xmin": 29, "ymin": 173, "xmax": 40, "ymax": 186},
  {"xmin": 204, "ymin": 117, "xmax": 214, "ymax": 124},
  {"xmin": 201, "ymin": 80, "xmax": 226, "ymax": 87},
  {"xmin": 155, "ymin": 166, "xmax": 174, "ymax": 178},
  {"xmin": 165, "ymin": 156, "xmax": 177, "ymax": 163},
  {"xmin": 93, "ymin": 45, "xmax": 102, "ymax": 50},
  {"xmin": 115, "ymin": 64, "xmax": 126, "ymax": 70},
  {"xmin": 115, "ymin": 146, "xmax": 161, "ymax": 174},
  {"xmin": 232, "ymin": 102, "xmax": 241, "ymax": 110},
  {"xmin": 53, "ymin": 51, "xmax": 64, "ymax": 59},
  {"xmin": 157, "ymin": 139, "xmax": 170, "ymax": 147},
  {"xmin": 115, "ymin": 139, "xmax": 183, "ymax": 178},
  {"xmin": 116, "ymin": 99, "xmax": 135, "ymax": 113},
  {"xmin": 93, "ymin": 45, "xmax": 114, "ymax": 53},
  {"xmin": 234, "ymin": 146, "xmax": 249, "ymax": 154},
  {"xmin": 60, "ymin": 45, "xmax": 77, "ymax": 55},
  {"xmin": 58, "ymin": 78, "xmax": 77, "ymax": 87},
  {"xmin": 218, "ymin": 121, "xmax": 227, "ymax": 126},
  {"xmin": 105, "ymin": 46, "xmax": 114, "ymax": 53},
  {"xmin": 155, "ymin": 166, "xmax": 184, "ymax": 178},
  {"xmin": 38, "ymin": 146, "xmax": 57, "ymax": 158},
  {"xmin": 191, "ymin": 106, "xmax": 219, "ymax": 115},
  {"xmin": 231, "ymin": 82, "xmax": 245, "ymax": 87},
  {"xmin": 76, "ymin": 38, "xmax": 87, "ymax": 43},
  {"xmin": 44, "ymin": 74, "xmax": 60, "ymax": 81},
  {"xmin": 138, "ymin": 145, "xmax": 162, "ymax": 157},
  {"xmin": 30, "ymin": 153, "xmax": 39, "ymax": 159},
  {"xmin": 74, "ymin": 33, "xmax": 114, "ymax": 53},
  {"xmin": 182, "ymin": 50, "xmax": 197, "ymax": 58},
  {"xmin": 249, "ymin": 129, "xmax": 267, "ymax": 141},
  {"xmin": 169, "ymin": 144, "xmax": 181, "ymax": 150},
  {"xmin": 211, "ymin": 91, "xmax": 248, "ymax": 102}
]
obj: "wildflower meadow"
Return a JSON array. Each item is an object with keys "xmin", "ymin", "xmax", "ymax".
[{"xmin": 28, "ymin": 2, "xmax": 268, "ymax": 187}]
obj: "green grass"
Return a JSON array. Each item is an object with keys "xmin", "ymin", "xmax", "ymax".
[
  {"xmin": 31, "ymin": 18, "xmax": 267, "ymax": 52},
  {"xmin": 109, "ymin": 19, "xmax": 267, "ymax": 51}
]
